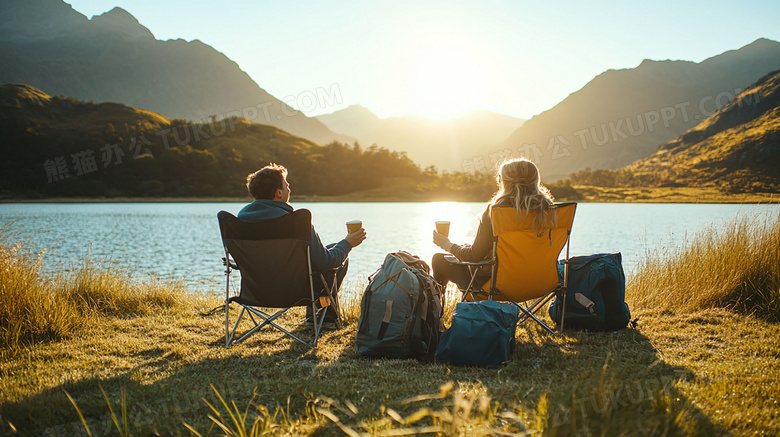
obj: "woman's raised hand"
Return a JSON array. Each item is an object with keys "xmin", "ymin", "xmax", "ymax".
[{"xmin": 432, "ymin": 230, "xmax": 453, "ymax": 252}]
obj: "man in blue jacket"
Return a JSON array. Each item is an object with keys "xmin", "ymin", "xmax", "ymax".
[{"xmin": 238, "ymin": 163, "xmax": 366, "ymax": 329}]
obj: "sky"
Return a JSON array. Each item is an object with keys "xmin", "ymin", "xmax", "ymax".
[{"xmin": 65, "ymin": 0, "xmax": 780, "ymax": 120}]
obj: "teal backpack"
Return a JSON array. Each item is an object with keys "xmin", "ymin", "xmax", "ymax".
[
  {"xmin": 435, "ymin": 300, "xmax": 519, "ymax": 367},
  {"xmin": 356, "ymin": 252, "xmax": 443, "ymax": 361}
]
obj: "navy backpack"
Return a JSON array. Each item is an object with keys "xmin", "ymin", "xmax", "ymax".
[{"xmin": 548, "ymin": 252, "xmax": 631, "ymax": 331}]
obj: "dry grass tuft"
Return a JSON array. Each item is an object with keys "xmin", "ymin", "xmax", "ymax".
[
  {"xmin": 65, "ymin": 257, "xmax": 186, "ymax": 316},
  {"xmin": 0, "ymin": 238, "xmax": 79, "ymax": 353},
  {"xmin": 628, "ymin": 211, "xmax": 780, "ymax": 320},
  {"xmin": 0, "ymin": 234, "xmax": 187, "ymax": 356}
]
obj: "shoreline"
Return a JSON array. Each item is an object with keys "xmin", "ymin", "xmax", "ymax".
[{"xmin": 1, "ymin": 191, "xmax": 777, "ymax": 204}]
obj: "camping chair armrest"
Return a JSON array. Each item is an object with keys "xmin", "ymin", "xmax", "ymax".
[
  {"xmin": 443, "ymin": 255, "xmax": 494, "ymax": 267},
  {"xmin": 222, "ymin": 257, "xmax": 239, "ymax": 270},
  {"xmin": 311, "ymin": 267, "xmax": 340, "ymax": 285}
]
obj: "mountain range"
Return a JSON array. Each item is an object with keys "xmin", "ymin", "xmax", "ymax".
[
  {"xmin": 2, "ymin": 0, "xmax": 778, "ymax": 189},
  {"xmin": 315, "ymin": 106, "xmax": 525, "ymax": 170},
  {"xmin": 1, "ymin": 80, "xmax": 776, "ymax": 200},
  {"xmin": 494, "ymin": 38, "xmax": 780, "ymax": 180},
  {"xmin": 0, "ymin": 0, "xmax": 351, "ymax": 145},
  {"xmin": 623, "ymin": 69, "xmax": 780, "ymax": 192}
]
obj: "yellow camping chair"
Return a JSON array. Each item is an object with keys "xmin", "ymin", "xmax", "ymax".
[{"xmin": 453, "ymin": 202, "xmax": 577, "ymax": 334}]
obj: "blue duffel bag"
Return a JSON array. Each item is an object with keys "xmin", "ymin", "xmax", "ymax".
[
  {"xmin": 436, "ymin": 300, "xmax": 519, "ymax": 367},
  {"xmin": 548, "ymin": 252, "xmax": 631, "ymax": 331}
]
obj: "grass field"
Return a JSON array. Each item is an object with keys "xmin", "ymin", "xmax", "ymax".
[{"xmin": 1, "ymin": 212, "xmax": 778, "ymax": 436}]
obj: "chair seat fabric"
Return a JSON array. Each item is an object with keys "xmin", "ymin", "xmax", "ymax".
[
  {"xmin": 219, "ymin": 210, "xmax": 314, "ymax": 308},
  {"xmin": 226, "ymin": 238, "xmax": 311, "ymax": 308},
  {"xmin": 482, "ymin": 204, "xmax": 576, "ymax": 302}
]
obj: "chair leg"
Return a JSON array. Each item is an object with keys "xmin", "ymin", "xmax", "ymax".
[
  {"xmin": 512, "ymin": 291, "xmax": 561, "ymax": 336},
  {"xmin": 243, "ymin": 307, "xmax": 313, "ymax": 346},
  {"xmin": 225, "ymin": 299, "xmax": 230, "ymax": 347},
  {"xmin": 311, "ymin": 300, "xmax": 321, "ymax": 347},
  {"xmin": 318, "ymin": 270, "xmax": 342, "ymax": 325},
  {"xmin": 559, "ymin": 286, "xmax": 567, "ymax": 333},
  {"xmin": 226, "ymin": 305, "xmax": 246, "ymax": 346},
  {"xmin": 459, "ymin": 266, "xmax": 488, "ymax": 302},
  {"xmin": 224, "ymin": 257, "xmax": 232, "ymax": 346},
  {"xmin": 517, "ymin": 305, "xmax": 556, "ymax": 335},
  {"xmin": 231, "ymin": 305, "xmax": 316, "ymax": 347},
  {"xmin": 517, "ymin": 293, "xmax": 556, "ymax": 323}
]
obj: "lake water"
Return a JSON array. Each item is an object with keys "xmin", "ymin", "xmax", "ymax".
[{"xmin": 0, "ymin": 202, "xmax": 777, "ymax": 294}]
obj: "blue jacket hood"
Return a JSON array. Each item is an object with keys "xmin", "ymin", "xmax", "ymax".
[
  {"xmin": 236, "ymin": 199, "xmax": 351, "ymax": 272},
  {"xmin": 237, "ymin": 199, "xmax": 292, "ymax": 222}
]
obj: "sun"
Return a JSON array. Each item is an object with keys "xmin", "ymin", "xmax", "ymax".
[{"xmin": 393, "ymin": 32, "xmax": 498, "ymax": 119}]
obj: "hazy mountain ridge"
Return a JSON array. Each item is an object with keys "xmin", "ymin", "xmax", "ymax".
[
  {"xmin": 0, "ymin": 0, "xmax": 352, "ymax": 146},
  {"xmin": 316, "ymin": 106, "xmax": 525, "ymax": 170},
  {"xmin": 316, "ymin": 105, "xmax": 383, "ymax": 138},
  {"xmin": 496, "ymin": 38, "xmax": 780, "ymax": 181}
]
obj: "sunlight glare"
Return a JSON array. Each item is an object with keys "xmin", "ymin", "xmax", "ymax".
[
  {"xmin": 396, "ymin": 31, "xmax": 498, "ymax": 119},
  {"xmin": 415, "ymin": 201, "xmax": 482, "ymax": 266}
]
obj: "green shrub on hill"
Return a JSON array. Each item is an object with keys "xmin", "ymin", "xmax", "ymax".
[{"xmin": 0, "ymin": 85, "xmax": 498, "ymax": 200}]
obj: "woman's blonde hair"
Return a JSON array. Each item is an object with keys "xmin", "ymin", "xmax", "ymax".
[{"xmin": 489, "ymin": 158, "xmax": 556, "ymax": 230}]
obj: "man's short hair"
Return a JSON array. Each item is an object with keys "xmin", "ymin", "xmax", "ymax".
[{"xmin": 246, "ymin": 163, "xmax": 287, "ymax": 200}]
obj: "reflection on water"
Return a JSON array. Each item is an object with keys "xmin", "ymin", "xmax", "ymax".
[{"xmin": 0, "ymin": 202, "xmax": 777, "ymax": 293}]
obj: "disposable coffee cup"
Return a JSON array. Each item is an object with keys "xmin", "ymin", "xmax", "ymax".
[
  {"xmin": 435, "ymin": 221, "xmax": 450, "ymax": 237},
  {"xmin": 346, "ymin": 220, "xmax": 362, "ymax": 234}
]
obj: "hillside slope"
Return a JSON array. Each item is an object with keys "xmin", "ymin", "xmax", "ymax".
[
  {"xmin": 625, "ymin": 70, "xmax": 780, "ymax": 192},
  {"xmin": 0, "ymin": 85, "xmax": 421, "ymax": 198}
]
